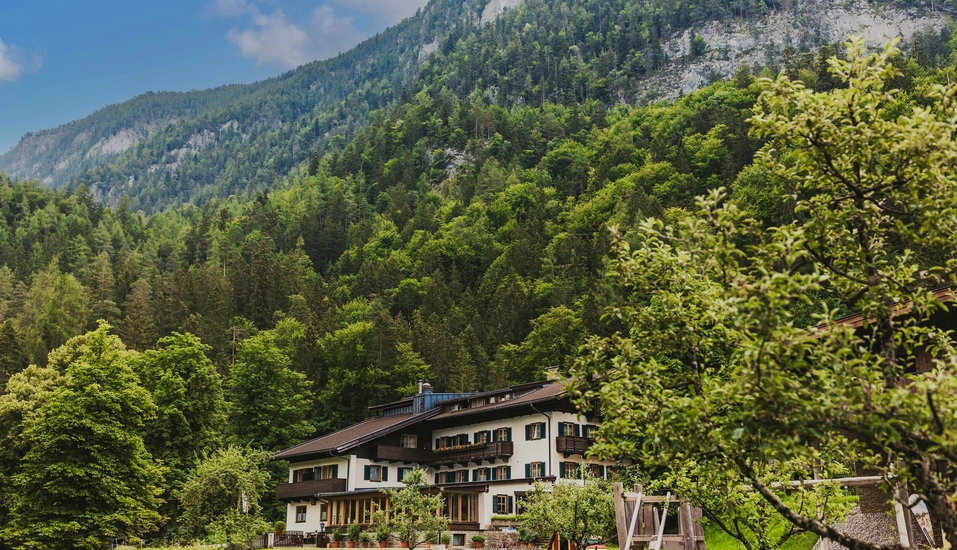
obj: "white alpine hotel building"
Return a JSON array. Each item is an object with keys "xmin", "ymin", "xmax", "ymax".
[{"xmin": 274, "ymin": 381, "xmax": 613, "ymax": 543}]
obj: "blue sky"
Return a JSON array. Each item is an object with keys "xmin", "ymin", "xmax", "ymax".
[{"xmin": 0, "ymin": 0, "xmax": 428, "ymax": 153}]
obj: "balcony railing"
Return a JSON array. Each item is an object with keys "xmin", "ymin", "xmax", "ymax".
[
  {"xmin": 556, "ymin": 435, "xmax": 592, "ymax": 456},
  {"xmin": 276, "ymin": 478, "xmax": 347, "ymax": 501},
  {"xmin": 431, "ymin": 441, "xmax": 514, "ymax": 466},
  {"xmin": 374, "ymin": 445, "xmax": 433, "ymax": 464}
]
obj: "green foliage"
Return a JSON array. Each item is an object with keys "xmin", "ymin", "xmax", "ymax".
[
  {"xmin": 520, "ymin": 472, "xmax": 615, "ymax": 549},
  {"xmin": 175, "ymin": 446, "xmax": 271, "ymax": 546},
  {"xmin": 385, "ymin": 469, "xmax": 449, "ymax": 549},
  {"xmin": 227, "ymin": 319, "xmax": 314, "ymax": 451},
  {"xmin": 131, "ymin": 332, "xmax": 228, "ymax": 533},
  {"xmin": 568, "ymin": 38, "xmax": 957, "ymax": 549},
  {"xmin": 0, "ymin": 323, "xmax": 164, "ymax": 550}
]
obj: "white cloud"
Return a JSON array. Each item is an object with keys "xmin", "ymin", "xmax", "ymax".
[
  {"xmin": 220, "ymin": 2, "xmax": 366, "ymax": 69},
  {"xmin": 0, "ymin": 39, "xmax": 24, "ymax": 83},
  {"xmin": 0, "ymin": 38, "xmax": 42, "ymax": 84},
  {"xmin": 330, "ymin": 0, "xmax": 428, "ymax": 26}
]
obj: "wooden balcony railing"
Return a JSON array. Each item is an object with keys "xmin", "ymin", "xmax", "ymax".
[
  {"xmin": 276, "ymin": 478, "xmax": 347, "ymax": 501},
  {"xmin": 374, "ymin": 445, "xmax": 433, "ymax": 464},
  {"xmin": 431, "ymin": 441, "xmax": 514, "ymax": 466},
  {"xmin": 556, "ymin": 435, "xmax": 593, "ymax": 456}
]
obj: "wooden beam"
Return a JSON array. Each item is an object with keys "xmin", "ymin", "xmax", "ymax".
[{"xmin": 614, "ymin": 483, "xmax": 629, "ymax": 548}]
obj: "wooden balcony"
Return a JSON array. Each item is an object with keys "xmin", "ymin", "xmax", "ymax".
[
  {"xmin": 374, "ymin": 445, "xmax": 432, "ymax": 464},
  {"xmin": 556, "ymin": 435, "xmax": 592, "ymax": 456},
  {"xmin": 431, "ymin": 441, "xmax": 514, "ymax": 466},
  {"xmin": 276, "ymin": 478, "xmax": 347, "ymax": 501}
]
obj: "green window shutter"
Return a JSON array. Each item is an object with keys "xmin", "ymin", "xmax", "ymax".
[
  {"xmin": 435, "ymin": 473, "xmax": 440, "ymax": 484},
  {"xmin": 473, "ymin": 468, "xmax": 479, "ymax": 480},
  {"xmin": 464, "ymin": 470, "xmax": 470, "ymax": 482},
  {"xmin": 364, "ymin": 465, "xmax": 371, "ymax": 480},
  {"xmin": 559, "ymin": 423, "xmax": 566, "ymax": 436},
  {"xmin": 525, "ymin": 464, "xmax": 531, "ymax": 478},
  {"xmin": 506, "ymin": 466, "xmax": 511, "ymax": 479},
  {"xmin": 474, "ymin": 431, "xmax": 481, "ymax": 443},
  {"xmin": 486, "ymin": 430, "xmax": 492, "ymax": 442},
  {"xmin": 507, "ymin": 496, "xmax": 514, "ymax": 514},
  {"xmin": 459, "ymin": 433, "xmax": 468, "ymax": 444},
  {"xmin": 491, "ymin": 467, "xmax": 498, "ymax": 481},
  {"xmin": 382, "ymin": 467, "xmax": 389, "ymax": 482},
  {"xmin": 574, "ymin": 424, "xmax": 581, "ymax": 437},
  {"xmin": 559, "ymin": 462, "xmax": 566, "ymax": 479},
  {"xmin": 332, "ymin": 465, "xmax": 339, "ymax": 478},
  {"xmin": 506, "ymin": 427, "xmax": 512, "ymax": 441},
  {"xmin": 599, "ymin": 465, "xmax": 606, "ymax": 478},
  {"xmin": 525, "ymin": 424, "xmax": 531, "ymax": 440},
  {"xmin": 435, "ymin": 438, "xmax": 441, "ymax": 449},
  {"xmin": 492, "ymin": 429, "xmax": 499, "ymax": 442},
  {"xmin": 540, "ymin": 422, "xmax": 547, "ymax": 437}
]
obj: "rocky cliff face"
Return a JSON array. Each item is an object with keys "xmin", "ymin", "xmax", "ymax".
[{"xmin": 641, "ymin": 0, "xmax": 943, "ymax": 100}]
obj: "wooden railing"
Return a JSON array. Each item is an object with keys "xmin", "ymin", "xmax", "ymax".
[
  {"xmin": 275, "ymin": 478, "xmax": 347, "ymax": 501},
  {"xmin": 556, "ymin": 435, "xmax": 592, "ymax": 456},
  {"xmin": 431, "ymin": 441, "xmax": 513, "ymax": 466},
  {"xmin": 374, "ymin": 445, "xmax": 433, "ymax": 464}
]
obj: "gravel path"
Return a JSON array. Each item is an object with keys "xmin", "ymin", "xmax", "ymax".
[{"xmin": 811, "ymin": 507, "xmax": 898, "ymax": 550}]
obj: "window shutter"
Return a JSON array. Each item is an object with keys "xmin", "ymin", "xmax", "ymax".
[
  {"xmin": 491, "ymin": 429, "xmax": 499, "ymax": 442},
  {"xmin": 559, "ymin": 462, "xmax": 566, "ymax": 479},
  {"xmin": 578, "ymin": 465, "xmax": 584, "ymax": 479},
  {"xmin": 474, "ymin": 431, "xmax": 481, "ymax": 443},
  {"xmin": 364, "ymin": 465, "xmax": 371, "ymax": 480},
  {"xmin": 485, "ymin": 430, "xmax": 492, "ymax": 442},
  {"xmin": 599, "ymin": 465, "xmax": 606, "ymax": 478},
  {"xmin": 525, "ymin": 463, "xmax": 531, "ymax": 478},
  {"xmin": 435, "ymin": 473, "xmax": 440, "ymax": 484},
  {"xmin": 507, "ymin": 496, "xmax": 514, "ymax": 514},
  {"xmin": 464, "ymin": 470, "xmax": 470, "ymax": 482},
  {"xmin": 332, "ymin": 464, "xmax": 339, "ymax": 478},
  {"xmin": 435, "ymin": 438, "xmax": 441, "ymax": 449},
  {"xmin": 525, "ymin": 424, "xmax": 531, "ymax": 440},
  {"xmin": 459, "ymin": 433, "xmax": 468, "ymax": 444},
  {"xmin": 494, "ymin": 495, "xmax": 503, "ymax": 513},
  {"xmin": 491, "ymin": 467, "xmax": 498, "ymax": 481},
  {"xmin": 540, "ymin": 422, "xmax": 547, "ymax": 437},
  {"xmin": 473, "ymin": 468, "xmax": 479, "ymax": 481},
  {"xmin": 506, "ymin": 466, "xmax": 512, "ymax": 479},
  {"xmin": 574, "ymin": 424, "xmax": 581, "ymax": 437},
  {"xmin": 559, "ymin": 423, "xmax": 566, "ymax": 436},
  {"xmin": 506, "ymin": 427, "xmax": 512, "ymax": 441},
  {"xmin": 382, "ymin": 467, "xmax": 389, "ymax": 482}
]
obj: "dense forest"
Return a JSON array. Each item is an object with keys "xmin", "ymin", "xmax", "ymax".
[{"xmin": 1, "ymin": 0, "xmax": 956, "ymax": 545}]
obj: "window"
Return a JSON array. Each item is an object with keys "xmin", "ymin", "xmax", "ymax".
[
  {"xmin": 453, "ymin": 535, "xmax": 466, "ymax": 546},
  {"xmin": 364, "ymin": 465, "xmax": 388, "ymax": 482},
  {"xmin": 589, "ymin": 464, "xmax": 606, "ymax": 479},
  {"xmin": 560, "ymin": 462, "xmax": 581, "ymax": 479},
  {"xmin": 474, "ymin": 430, "xmax": 490, "ymax": 444},
  {"xmin": 486, "ymin": 396, "xmax": 497, "ymax": 405},
  {"xmin": 495, "ymin": 465, "xmax": 510, "ymax": 480},
  {"xmin": 526, "ymin": 422, "xmax": 545, "ymax": 440},
  {"xmin": 296, "ymin": 505, "xmax": 307, "ymax": 523},
  {"xmin": 560, "ymin": 422, "xmax": 579, "ymax": 437},
  {"xmin": 455, "ymin": 470, "xmax": 469, "ymax": 483},
  {"xmin": 446, "ymin": 494, "xmax": 478, "ymax": 522},
  {"xmin": 527, "ymin": 462, "xmax": 545, "ymax": 478},
  {"xmin": 436, "ymin": 436, "xmax": 449, "ymax": 449},
  {"xmin": 474, "ymin": 467, "xmax": 489, "ymax": 481},
  {"xmin": 397, "ymin": 467, "xmax": 411, "ymax": 482},
  {"xmin": 493, "ymin": 427, "xmax": 511, "ymax": 442},
  {"xmin": 583, "ymin": 424, "xmax": 599, "ymax": 439},
  {"xmin": 292, "ymin": 467, "xmax": 315, "ymax": 482},
  {"xmin": 494, "ymin": 494, "xmax": 513, "ymax": 514},
  {"xmin": 318, "ymin": 464, "xmax": 338, "ymax": 480},
  {"xmin": 400, "ymin": 434, "xmax": 418, "ymax": 448}
]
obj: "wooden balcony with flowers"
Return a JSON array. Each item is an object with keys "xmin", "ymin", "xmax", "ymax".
[{"xmin": 430, "ymin": 441, "xmax": 514, "ymax": 466}]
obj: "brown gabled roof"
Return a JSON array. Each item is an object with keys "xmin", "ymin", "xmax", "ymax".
[
  {"xmin": 430, "ymin": 382, "xmax": 567, "ymax": 420},
  {"xmin": 274, "ymin": 410, "xmax": 438, "ymax": 461},
  {"xmin": 813, "ymin": 287, "xmax": 956, "ymax": 334}
]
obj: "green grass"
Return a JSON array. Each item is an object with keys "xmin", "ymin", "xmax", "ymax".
[{"xmin": 703, "ymin": 524, "xmax": 818, "ymax": 550}]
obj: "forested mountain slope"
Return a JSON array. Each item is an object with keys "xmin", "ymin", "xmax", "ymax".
[{"xmin": 0, "ymin": 0, "xmax": 945, "ymax": 213}]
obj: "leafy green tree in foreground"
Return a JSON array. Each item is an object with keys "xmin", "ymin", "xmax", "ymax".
[
  {"xmin": 569, "ymin": 37, "xmax": 957, "ymax": 550},
  {"xmin": 131, "ymin": 332, "xmax": 228, "ymax": 531},
  {"xmin": 0, "ymin": 323, "xmax": 164, "ymax": 550},
  {"xmin": 385, "ymin": 469, "xmax": 449, "ymax": 549},
  {"xmin": 175, "ymin": 446, "xmax": 271, "ymax": 548},
  {"xmin": 520, "ymin": 469, "xmax": 616, "ymax": 550}
]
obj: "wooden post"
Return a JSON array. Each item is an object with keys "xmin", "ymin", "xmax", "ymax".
[{"xmin": 614, "ymin": 483, "xmax": 629, "ymax": 547}]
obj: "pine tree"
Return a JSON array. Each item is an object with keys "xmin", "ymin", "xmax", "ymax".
[
  {"xmin": 88, "ymin": 252, "xmax": 120, "ymax": 326},
  {"xmin": 0, "ymin": 320, "xmax": 27, "ymax": 391},
  {"xmin": 118, "ymin": 278, "xmax": 157, "ymax": 351}
]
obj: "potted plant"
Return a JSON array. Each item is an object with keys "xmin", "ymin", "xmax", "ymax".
[
  {"xmin": 441, "ymin": 534, "xmax": 452, "ymax": 548},
  {"xmin": 376, "ymin": 524, "xmax": 391, "ymax": 548},
  {"xmin": 360, "ymin": 532, "xmax": 372, "ymax": 548},
  {"xmin": 332, "ymin": 528, "xmax": 344, "ymax": 548},
  {"xmin": 275, "ymin": 520, "xmax": 286, "ymax": 534},
  {"xmin": 399, "ymin": 526, "xmax": 411, "ymax": 548},
  {"xmin": 425, "ymin": 530, "xmax": 436, "ymax": 548},
  {"xmin": 348, "ymin": 524, "xmax": 363, "ymax": 548},
  {"xmin": 472, "ymin": 535, "xmax": 485, "ymax": 549}
]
